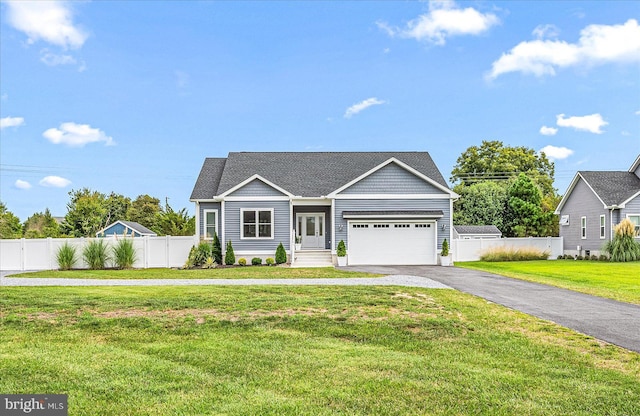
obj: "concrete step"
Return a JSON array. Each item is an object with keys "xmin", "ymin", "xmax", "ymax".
[{"xmin": 292, "ymin": 250, "xmax": 333, "ymax": 268}]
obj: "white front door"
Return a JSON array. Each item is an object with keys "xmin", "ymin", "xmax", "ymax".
[{"xmin": 297, "ymin": 213, "xmax": 325, "ymax": 249}]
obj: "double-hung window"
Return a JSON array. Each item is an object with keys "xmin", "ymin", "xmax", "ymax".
[
  {"xmin": 242, "ymin": 209, "xmax": 273, "ymax": 239},
  {"xmin": 628, "ymin": 215, "xmax": 640, "ymax": 238},
  {"xmin": 600, "ymin": 215, "xmax": 606, "ymax": 239},
  {"xmin": 203, "ymin": 210, "xmax": 218, "ymax": 240},
  {"xmin": 581, "ymin": 216, "xmax": 587, "ymax": 239}
]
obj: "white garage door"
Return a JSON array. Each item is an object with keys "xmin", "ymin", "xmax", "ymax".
[{"xmin": 347, "ymin": 221, "xmax": 437, "ymax": 265}]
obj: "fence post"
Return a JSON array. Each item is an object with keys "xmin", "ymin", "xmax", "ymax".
[
  {"xmin": 20, "ymin": 238, "xmax": 26, "ymax": 271},
  {"xmin": 166, "ymin": 235, "xmax": 170, "ymax": 268},
  {"xmin": 48, "ymin": 237, "xmax": 53, "ymax": 270}
]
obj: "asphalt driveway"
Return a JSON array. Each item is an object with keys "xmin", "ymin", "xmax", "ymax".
[{"xmin": 344, "ymin": 265, "xmax": 640, "ymax": 353}]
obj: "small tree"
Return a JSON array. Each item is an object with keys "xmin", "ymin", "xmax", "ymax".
[
  {"xmin": 275, "ymin": 242, "xmax": 287, "ymax": 264},
  {"xmin": 336, "ymin": 240, "xmax": 347, "ymax": 257},
  {"xmin": 212, "ymin": 232, "xmax": 222, "ymax": 265},
  {"xmin": 441, "ymin": 239, "xmax": 449, "ymax": 256},
  {"xmin": 604, "ymin": 218, "xmax": 640, "ymax": 262},
  {"xmin": 225, "ymin": 240, "xmax": 236, "ymax": 265}
]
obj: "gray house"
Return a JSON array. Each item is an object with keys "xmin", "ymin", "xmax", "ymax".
[
  {"xmin": 555, "ymin": 155, "xmax": 640, "ymax": 256},
  {"xmin": 190, "ymin": 152, "xmax": 458, "ymax": 266},
  {"xmin": 96, "ymin": 220, "xmax": 157, "ymax": 238}
]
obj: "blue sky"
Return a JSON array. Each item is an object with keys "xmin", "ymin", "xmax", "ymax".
[{"xmin": 1, "ymin": 0, "xmax": 639, "ymax": 221}]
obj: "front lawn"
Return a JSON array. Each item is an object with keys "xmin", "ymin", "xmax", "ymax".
[
  {"xmin": 10, "ymin": 267, "xmax": 382, "ymax": 280},
  {"xmin": 457, "ymin": 260, "xmax": 640, "ymax": 304},
  {"xmin": 1, "ymin": 286, "xmax": 638, "ymax": 415}
]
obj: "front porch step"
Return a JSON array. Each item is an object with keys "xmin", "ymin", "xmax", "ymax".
[{"xmin": 292, "ymin": 250, "xmax": 334, "ymax": 268}]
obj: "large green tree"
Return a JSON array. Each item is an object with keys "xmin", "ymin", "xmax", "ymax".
[
  {"xmin": 153, "ymin": 203, "xmax": 195, "ymax": 236},
  {"xmin": 62, "ymin": 188, "xmax": 108, "ymax": 237},
  {"xmin": 126, "ymin": 195, "xmax": 162, "ymax": 229},
  {"xmin": 505, "ymin": 173, "xmax": 554, "ymax": 237},
  {"xmin": 453, "ymin": 181, "xmax": 508, "ymax": 231},
  {"xmin": 0, "ymin": 202, "xmax": 22, "ymax": 239},
  {"xmin": 451, "ymin": 140, "xmax": 556, "ymax": 196},
  {"xmin": 23, "ymin": 208, "xmax": 60, "ymax": 238}
]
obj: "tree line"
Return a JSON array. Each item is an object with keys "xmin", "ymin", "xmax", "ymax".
[{"xmin": 0, "ymin": 189, "xmax": 194, "ymax": 239}]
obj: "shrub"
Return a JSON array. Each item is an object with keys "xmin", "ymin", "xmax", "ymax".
[
  {"xmin": 590, "ymin": 255, "xmax": 598, "ymax": 261},
  {"xmin": 112, "ymin": 238, "xmax": 137, "ymax": 269},
  {"xmin": 599, "ymin": 254, "xmax": 608, "ymax": 261},
  {"xmin": 83, "ymin": 239, "xmax": 110, "ymax": 270},
  {"xmin": 604, "ymin": 218, "xmax": 640, "ymax": 262},
  {"xmin": 576, "ymin": 255, "xmax": 583, "ymax": 260},
  {"xmin": 479, "ymin": 246, "xmax": 549, "ymax": 262},
  {"xmin": 56, "ymin": 242, "xmax": 77, "ymax": 270},
  {"xmin": 195, "ymin": 241, "xmax": 212, "ymax": 265},
  {"xmin": 225, "ymin": 241, "xmax": 235, "ymax": 265},
  {"xmin": 337, "ymin": 240, "xmax": 347, "ymax": 257},
  {"xmin": 441, "ymin": 239, "xmax": 450, "ymax": 256},
  {"xmin": 275, "ymin": 242, "xmax": 287, "ymax": 264},
  {"xmin": 564, "ymin": 254, "xmax": 572, "ymax": 260},
  {"xmin": 557, "ymin": 255, "xmax": 563, "ymax": 260},
  {"xmin": 212, "ymin": 232, "xmax": 222, "ymax": 265},
  {"xmin": 202, "ymin": 256, "xmax": 216, "ymax": 269},
  {"xmin": 238, "ymin": 258, "xmax": 247, "ymax": 266},
  {"xmin": 266, "ymin": 257, "xmax": 275, "ymax": 266},
  {"xmin": 251, "ymin": 257, "xmax": 262, "ymax": 266}
]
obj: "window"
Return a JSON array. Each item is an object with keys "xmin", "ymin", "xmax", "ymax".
[
  {"xmin": 628, "ymin": 215, "xmax": 640, "ymax": 238},
  {"xmin": 581, "ymin": 216, "xmax": 587, "ymax": 239},
  {"xmin": 415, "ymin": 224, "xmax": 430, "ymax": 228},
  {"xmin": 600, "ymin": 215, "xmax": 606, "ymax": 239},
  {"xmin": 352, "ymin": 224, "xmax": 368, "ymax": 228},
  {"xmin": 394, "ymin": 224, "xmax": 410, "ymax": 228},
  {"xmin": 373, "ymin": 224, "xmax": 389, "ymax": 228},
  {"xmin": 203, "ymin": 210, "xmax": 218, "ymax": 240},
  {"xmin": 241, "ymin": 209, "xmax": 273, "ymax": 239}
]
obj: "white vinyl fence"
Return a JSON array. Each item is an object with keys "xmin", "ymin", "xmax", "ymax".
[
  {"xmin": 0, "ymin": 236, "xmax": 199, "ymax": 271},
  {"xmin": 451, "ymin": 237, "xmax": 563, "ymax": 262}
]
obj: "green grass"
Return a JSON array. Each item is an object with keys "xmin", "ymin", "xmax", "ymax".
[
  {"xmin": 457, "ymin": 260, "xmax": 640, "ymax": 305},
  {"xmin": 1, "ymin": 286, "xmax": 638, "ymax": 415},
  {"xmin": 10, "ymin": 267, "xmax": 382, "ymax": 280}
]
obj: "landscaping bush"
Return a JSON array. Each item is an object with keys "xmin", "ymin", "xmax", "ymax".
[
  {"xmin": 83, "ymin": 239, "xmax": 110, "ymax": 270},
  {"xmin": 275, "ymin": 242, "xmax": 287, "ymax": 264},
  {"xmin": 590, "ymin": 255, "xmax": 598, "ymax": 261},
  {"xmin": 337, "ymin": 240, "xmax": 347, "ymax": 257},
  {"xmin": 56, "ymin": 242, "xmax": 77, "ymax": 270},
  {"xmin": 252, "ymin": 257, "xmax": 262, "ymax": 266},
  {"xmin": 479, "ymin": 246, "xmax": 549, "ymax": 262},
  {"xmin": 576, "ymin": 255, "xmax": 584, "ymax": 260},
  {"xmin": 112, "ymin": 238, "xmax": 137, "ymax": 269},
  {"xmin": 225, "ymin": 241, "xmax": 235, "ymax": 265},
  {"xmin": 195, "ymin": 241, "xmax": 212, "ymax": 265},
  {"xmin": 557, "ymin": 255, "xmax": 563, "ymax": 260},
  {"xmin": 599, "ymin": 254, "xmax": 609, "ymax": 261},
  {"xmin": 441, "ymin": 239, "xmax": 449, "ymax": 256},
  {"xmin": 238, "ymin": 258, "xmax": 247, "ymax": 266},
  {"xmin": 604, "ymin": 218, "xmax": 640, "ymax": 262},
  {"xmin": 266, "ymin": 257, "xmax": 275, "ymax": 266},
  {"xmin": 212, "ymin": 232, "xmax": 222, "ymax": 265},
  {"xmin": 202, "ymin": 256, "xmax": 216, "ymax": 269}
]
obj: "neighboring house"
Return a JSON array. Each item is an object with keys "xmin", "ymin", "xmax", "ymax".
[
  {"xmin": 555, "ymin": 154, "xmax": 640, "ymax": 256},
  {"xmin": 190, "ymin": 152, "xmax": 458, "ymax": 266},
  {"xmin": 453, "ymin": 225, "xmax": 502, "ymax": 240},
  {"xmin": 97, "ymin": 220, "xmax": 157, "ymax": 237}
]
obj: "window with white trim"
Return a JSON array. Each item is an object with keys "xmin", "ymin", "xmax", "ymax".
[
  {"xmin": 203, "ymin": 209, "xmax": 218, "ymax": 240},
  {"xmin": 241, "ymin": 209, "xmax": 274, "ymax": 239},
  {"xmin": 581, "ymin": 216, "xmax": 587, "ymax": 239},
  {"xmin": 599, "ymin": 215, "xmax": 605, "ymax": 239},
  {"xmin": 628, "ymin": 215, "xmax": 640, "ymax": 238}
]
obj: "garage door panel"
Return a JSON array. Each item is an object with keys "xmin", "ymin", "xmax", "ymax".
[{"xmin": 348, "ymin": 221, "xmax": 436, "ymax": 265}]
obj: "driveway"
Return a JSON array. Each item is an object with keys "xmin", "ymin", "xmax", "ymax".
[{"xmin": 344, "ymin": 265, "xmax": 640, "ymax": 353}]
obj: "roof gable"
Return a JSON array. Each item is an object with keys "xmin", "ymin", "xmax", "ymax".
[
  {"xmin": 221, "ymin": 175, "xmax": 292, "ymax": 198},
  {"xmin": 97, "ymin": 220, "xmax": 157, "ymax": 237},
  {"xmin": 556, "ymin": 171, "xmax": 640, "ymax": 213}
]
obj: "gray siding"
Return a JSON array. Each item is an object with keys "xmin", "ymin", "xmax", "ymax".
[
  {"xmin": 339, "ymin": 163, "xmax": 446, "ymax": 195},
  {"xmin": 334, "ymin": 198, "xmax": 451, "ymax": 250},
  {"xmin": 224, "ymin": 200, "xmax": 290, "ymax": 251},
  {"xmin": 293, "ymin": 206, "xmax": 331, "ymax": 249},
  {"xmin": 198, "ymin": 202, "xmax": 221, "ymax": 238},
  {"xmin": 559, "ymin": 178, "xmax": 609, "ymax": 251},
  {"xmin": 228, "ymin": 179, "xmax": 286, "ymax": 197},
  {"xmin": 633, "ymin": 163, "xmax": 640, "ymax": 178},
  {"xmin": 102, "ymin": 223, "xmax": 142, "ymax": 237},
  {"xmin": 621, "ymin": 195, "xmax": 640, "ymax": 223}
]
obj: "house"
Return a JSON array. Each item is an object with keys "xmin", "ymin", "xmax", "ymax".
[
  {"xmin": 190, "ymin": 152, "xmax": 458, "ymax": 266},
  {"xmin": 453, "ymin": 225, "xmax": 502, "ymax": 239},
  {"xmin": 97, "ymin": 220, "xmax": 157, "ymax": 238},
  {"xmin": 554, "ymin": 154, "xmax": 640, "ymax": 256}
]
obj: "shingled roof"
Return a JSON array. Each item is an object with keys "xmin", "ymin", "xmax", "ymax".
[
  {"xmin": 190, "ymin": 152, "xmax": 449, "ymax": 200},
  {"xmin": 579, "ymin": 171, "xmax": 640, "ymax": 206},
  {"xmin": 454, "ymin": 225, "xmax": 502, "ymax": 235}
]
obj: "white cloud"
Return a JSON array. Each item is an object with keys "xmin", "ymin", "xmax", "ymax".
[
  {"xmin": 5, "ymin": 0, "xmax": 88, "ymax": 49},
  {"xmin": 39, "ymin": 176, "xmax": 71, "ymax": 188},
  {"xmin": 539, "ymin": 145, "xmax": 574, "ymax": 161},
  {"xmin": 635, "ymin": 110, "xmax": 640, "ymax": 115},
  {"xmin": 0, "ymin": 116, "xmax": 25, "ymax": 129},
  {"xmin": 539, "ymin": 126, "xmax": 558, "ymax": 136},
  {"xmin": 14, "ymin": 179, "xmax": 32, "ymax": 190},
  {"xmin": 377, "ymin": 0, "xmax": 499, "ymax": 46},
  {"xmin": 40, "ymin": 49, "xmax": 77, "ymax": 66},
  {"xmin": 344, "ymin": 97, "xmax": 386, "ymax": 119},
  {"xmin": 43, "ymin": 122, "xmax": 115, "ymax": 147},
  {"xmin": 556, "ymin": 113, "xmax": 608, "ymax": 134},
  {"xmin": 488, "ymin": 19, "xmax": 640, "ymax": 79},
  {"xmin": 532, "ymin": 24, "xmax": 560, "ymax": 40}
]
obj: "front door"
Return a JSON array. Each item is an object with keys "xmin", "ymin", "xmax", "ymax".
[{"xmin": 297, "ymin": 213, "xmax": 325, "ymax": 249}]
